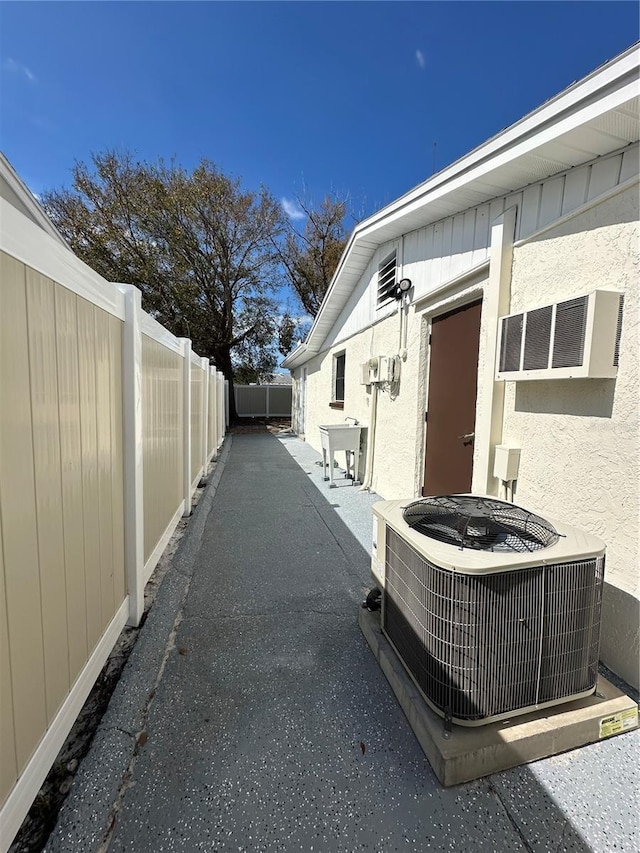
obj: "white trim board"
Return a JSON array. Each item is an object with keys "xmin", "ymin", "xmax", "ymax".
[
  {"xmin": 0, "ymin": 598, "xmax": 130, "ymax": 853},
  {"xmin": 143, "ymin": 502, "xmax": 185, "ymax": 585},
  {"xmin": 0, "ymin": 153, "xmax": 69, "ymax": 246},
  {"xmin": 0, "ymin": 199, "xmax": 126, "ymax": 320},
  {"xmin": 139, "ymin": 310, "xmax": 183, "ymax": 354}
]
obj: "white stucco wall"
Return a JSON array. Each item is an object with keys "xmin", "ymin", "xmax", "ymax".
[
  {"xmin": 502, "ymin": 184, "xmax": 639, "ymax": 687},
  {"xmin": 291, "ymin": 181, "xmax": 639, "ymax": 688},
  {"xmin": 293, "ymin": 306, "xmax": 427, "ymax": 500},
  {"xmin": 292, "ymin": 268, "xmax": 492, "ymax": 502}
]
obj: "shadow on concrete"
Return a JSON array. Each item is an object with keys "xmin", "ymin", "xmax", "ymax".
[{"xmin": 46, "ymin": 432, "xmax": 638, "ymax": 853}]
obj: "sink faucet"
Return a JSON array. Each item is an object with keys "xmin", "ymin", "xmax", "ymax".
[{"xmin": 345, "ymin": 417, "xmax": 359, "ymax": 426}]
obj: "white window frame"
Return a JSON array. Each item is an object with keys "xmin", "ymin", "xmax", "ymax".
[{"xmin": 331, "ymin": 350, "xmax": 346, "ymax": 407}]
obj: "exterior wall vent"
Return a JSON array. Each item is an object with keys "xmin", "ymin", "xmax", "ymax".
[
  {"xmin": 377, "ymin": 251, "xmax": 397, "ymax": 308},
  {"xmin": 497, "ymin": 289, "xmax": 622, "ymax": 381}
]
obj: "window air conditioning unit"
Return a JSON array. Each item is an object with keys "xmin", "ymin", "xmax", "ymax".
[
  {"xmin": 361, "ymin": 356, "xmax": 396, "ymax": 385},
  {"xmin": 496, "ymin": 289, "xmax": 623, "ymax": 381},
  {"xmin": 371, "ymin": 496, "xmax": 605, "ymax": 726}
]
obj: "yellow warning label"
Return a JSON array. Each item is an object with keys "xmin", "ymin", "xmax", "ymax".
[{"xmin": 599, "ymin": 707, "xmax": 638, "ymax": 738}]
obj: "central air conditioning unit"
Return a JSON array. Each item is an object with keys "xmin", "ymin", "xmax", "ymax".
[
  {"xmin": 371, "ymin": 496, "xmax": 605, "ymax": 726},
  {"xmin": 496, "ymin": 289, "xmax": 623, "ymax": 381}
]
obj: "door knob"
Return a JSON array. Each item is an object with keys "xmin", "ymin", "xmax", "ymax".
[{"xmin": 459, "ymin": 432, "xmax": 475, "ymax": 445}]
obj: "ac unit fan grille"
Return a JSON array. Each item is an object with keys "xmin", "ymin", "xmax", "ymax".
[
  {"xmin": 402, "ymin": 496, "xmax": 559, "ymax": 552},
  {"xmin": 383, "ymin": 527, "xmax": 603, "ymax": 722}
]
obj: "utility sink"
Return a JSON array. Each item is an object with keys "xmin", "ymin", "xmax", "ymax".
[{"xmin": 319, "ymin": 423, "xmax": 364, "ymax": 487}]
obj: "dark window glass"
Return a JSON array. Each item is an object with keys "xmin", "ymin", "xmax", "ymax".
[{"xmin": 335, "ymin": 353, "xmax": 345, "ymax": 401}]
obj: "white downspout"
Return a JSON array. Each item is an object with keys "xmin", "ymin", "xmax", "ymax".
[{"xmin": 472, "ymin": 205, "xmax": 518, "ymax": 497}]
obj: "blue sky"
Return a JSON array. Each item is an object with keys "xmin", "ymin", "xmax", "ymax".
[{"xmin": 1, "ymin": 1, "xmax": 637, "ymax": 225}]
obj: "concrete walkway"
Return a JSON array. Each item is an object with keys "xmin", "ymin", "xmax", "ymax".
[{"xmin": 47, "ymin": 433, "xmax": 639, "ymax": 852}]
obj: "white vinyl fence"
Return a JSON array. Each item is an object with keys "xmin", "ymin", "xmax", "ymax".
[
  {"xmin": 234, "ymin": 384, "xmax": 292, "ymax": 417},
  {"xmin": 0, "ymin": 196, "xmax": 227, "ymax": 851}
]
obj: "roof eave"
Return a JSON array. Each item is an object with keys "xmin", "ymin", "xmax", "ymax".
[
  {"xmin": 297, "ymin": 43, "xmax": 639, "ymax": 365},
  {"xmin": 281, "ymin": 342, "xmax": 309, "ymax": 371}
]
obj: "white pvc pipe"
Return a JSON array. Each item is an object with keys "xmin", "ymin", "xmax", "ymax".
[{"xmin": 359, "ymin": 383, "xmax": 379, "ymax": 491}]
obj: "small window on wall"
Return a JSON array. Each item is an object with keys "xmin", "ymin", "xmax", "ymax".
[
  {"xmin": 331, "ymin": 351, "xmax": 345, "ymax": 409},
  {"xmin": 377, "ymin": 251, "xmax": 397, "ymax": 308}
]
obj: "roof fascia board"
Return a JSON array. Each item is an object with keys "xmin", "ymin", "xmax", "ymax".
[
  {"xmin": 299, "ymin": 230, "xmax": 361, "ymax": 352},
  {"xmin": 281, "ymin": 343, "xmax": 308, "ymax": 370},
  {"xmin": 357, "ymin": 79, "xmax": 639, "ymax": 243}
]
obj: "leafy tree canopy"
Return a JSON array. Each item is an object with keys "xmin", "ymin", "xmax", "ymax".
[
  {"xmin": 42, "ymin": 151, "xmax": 289, "ymax": 417},
  {"xmin": 276, "ymin": 194, "xmax": 349, "ymax": 318}
]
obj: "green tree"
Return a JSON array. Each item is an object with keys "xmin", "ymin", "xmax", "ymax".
[
  {"xmin": 277, "ymin": 312, "xmax": 298, "ymax": 358},
  {"xmin": 277, "ymin": 194, "xmax": 349, "ymax": 317},
  {"xmin": 42, "ymin": 151, "xmax": 287, "ymax": 420}
]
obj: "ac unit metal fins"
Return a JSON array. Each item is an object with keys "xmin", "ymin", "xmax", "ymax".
[{"xmin": 382, "ymin": 526, "xmax": 604, "ymax": 725}]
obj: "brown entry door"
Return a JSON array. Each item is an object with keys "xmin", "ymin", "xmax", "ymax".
[{"xmin": 423, "ymin": 300, "xmax": 482, "ymax": 496}]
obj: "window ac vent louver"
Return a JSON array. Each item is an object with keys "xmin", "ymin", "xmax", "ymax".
[
  {"xmin": 497, "ymin": 289, "xmax": 622, "ymax": 381},
  {"xmin": 613, "ymin": 294, "xmax": 624, "ymax": 367},
  {"xmin": 551, "ymin": 296, "xmax": 588, "ymax": 368},
  {"xmin": 500, "ymin": 314, "xmax": 523, "ymax": 373},
  {"xmin": 523, "ymin": 305, "xmax": 553, "ymax": 370}
]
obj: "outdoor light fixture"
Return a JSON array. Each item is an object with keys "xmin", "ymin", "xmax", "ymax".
[{"xmin": 396, "ymin": 278, "xmax": 412, "ymax": 299}]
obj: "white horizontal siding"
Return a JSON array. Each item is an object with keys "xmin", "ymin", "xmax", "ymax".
[{"xmin": 322, "ymin": 144, "xmax": 638, "ymax": 351}]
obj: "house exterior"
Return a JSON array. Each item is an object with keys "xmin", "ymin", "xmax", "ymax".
[{"xmin": 283, "ymin": 44, "xmax": 639, "ymax": 689}]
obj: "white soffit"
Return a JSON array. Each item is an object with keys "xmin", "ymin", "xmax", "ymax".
[{"xmin": 301, "ymin": 44, "xmax": 639, "ymax": 361}]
